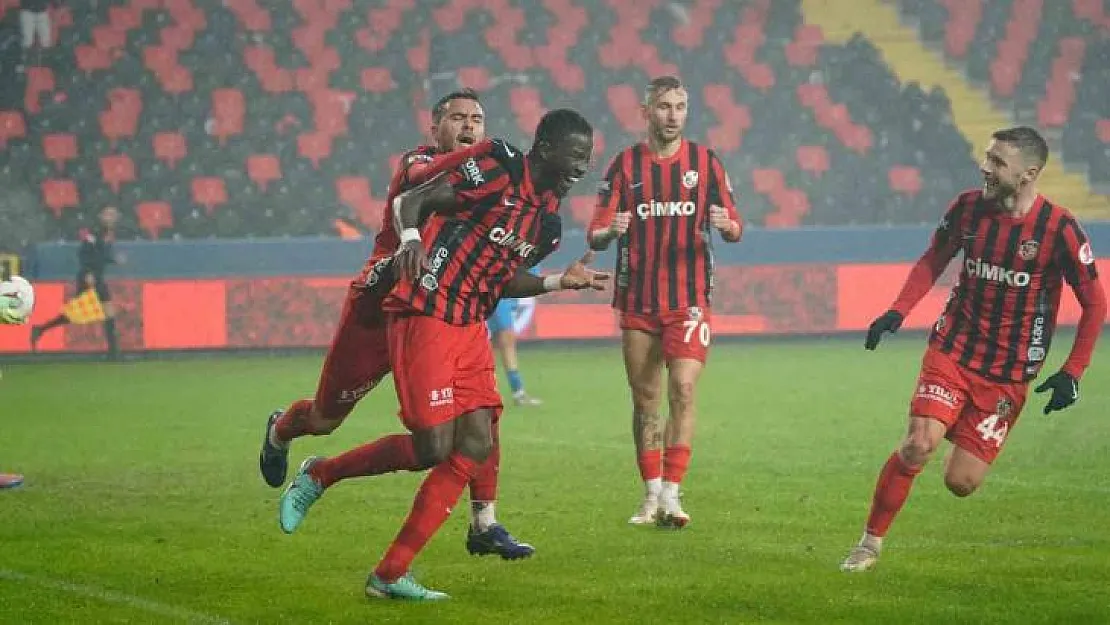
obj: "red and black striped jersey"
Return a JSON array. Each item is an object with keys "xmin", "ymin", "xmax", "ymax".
[
  {"xmin": 589, "ymin": 139, "xmax": 740, "ymax": 314},
  {"xmin": 893, "ymin": 189, "xmax": 1101, "ymax": 382},
  {"xmin": 384, "ymin": 151, "xmax": 563, "ymax": 325},
  {"xmin": 354, "ymin": 141, "xmax": 500, "ymax": 290}
]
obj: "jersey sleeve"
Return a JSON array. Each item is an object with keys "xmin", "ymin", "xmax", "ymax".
[
  {"xmin": 588, "ymin": 156, "xmax": 625, "ymax": 236},
  {"xmin": 889, "ymin": 193, "xmax": 967, "ymax": 316},
  {"xmin": 528, "ymin": 211, "xmax": 563, "ymax": 268},
  {"xmin": 707, "ymin": 151, "xmax": 740, "ymax": 223},
  {"xmin": 1056, "ymin": 217, "xmax": 1106, "ymax": 379},
  {"xmin": 446, "ymin": 154, "xmax": 512, "ymax": 205}
]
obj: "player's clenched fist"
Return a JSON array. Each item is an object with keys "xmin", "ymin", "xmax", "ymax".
[
  {"xmin": 608, "ymin": 211, "xmax": 632, "ymax": 236},
  {"xmin": 709, "ymin": 205, "xmax": 732, "ymax": 232}
]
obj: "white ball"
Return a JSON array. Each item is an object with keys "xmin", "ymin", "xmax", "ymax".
[{"xmin": 0, "ymin": 276, "xmax": 35, "ymax": 324}]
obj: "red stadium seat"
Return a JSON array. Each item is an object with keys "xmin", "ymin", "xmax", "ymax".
[
  {"xmin": 191, "ymin": 177, "xmax": 228, "ymax": 215},
  {"xmin": 42, "ymin": 133, "xmax": 78, "ymax": 172},
  {"xmin": 246, "ymin": 154, "xmax": 282, "ymax": 191},
  {"xmin": 137, "ymin": 201, "xmax": 174, "ymax": 239},
  {"xmin": 795, "ymin": 145, "xmax": 829, "ymax": 177},
  {"xmin": 143, "ymin": 45, "xmax": 177, "ymax": 73},
  {"xmin": 888, "ymin": 166, "xmax": 923, "ymax": 197},
  {"xmin": 153, "ymin": 132, "xmax": 187, "ymax": 169},
  {"xmin": 211, "ymin": 88, "xmax": 245, "ymax": 144},
  {"xmin": 606, "ymin": 84, "xmax": 642, "ymax": 133},
  {"xmin": 41, "ymin": 179, "xmax": 80, "ymax": 219},
  {"xmin": 457, "ymin": 66, "xmax": 490, "ymax": 92},
  {"xmin": 108, "ymin": 5, "xmax": 142, "ymax": 31},
  {"xmin": 160, "ymin": 25, "xmax": 196, "ymax": 52},
  {"xmin": 160, "ymin": 65, "xmax": 194, "ymax": 94},
  {"xmin": 361, "ymin": 67, "xmax": 396, "ymax": 93},
  {"xmin": 92, "ymin": 25, "xmax": 127, "ymax": 51},
  {"xmin": 1097, "ymin": 119, "xmax": 1110, "ymax": 144},
  {"xmin": 569, "ymin": 196, "xmax": 595, "ymax": 227},
  {"xmin": 335, "ymin": 176, "xmax": 379, "ymax": 228},
  {"xmin": 100, "ymin": 154, "xmax": 136, "ymax": 193},
  {"xmin": 0, "ymin": 110, "xmax": 25, "ymax": 148},
  {"xmin": 75, "ymin": 45, "xmax": 113, "ymax": 73},
  {"xmin": 297, "ymin": 132, "xmax": 333, "ymax": 168},
  {"xmin": 751, "ymin": 168, "xmax": 784, "ymax": 195}
]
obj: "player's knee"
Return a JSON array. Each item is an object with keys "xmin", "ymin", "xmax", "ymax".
[
  {"xmin": 943, "ymin": 473, "xmax": 980, "ymax": 497},
  {"xmin": 456, "ymin": 431, "xmax": 492, "ymax": 464},
  {"xmin": 412, "ymin": 430, "xmax": 454, "ymax": 467},
  {"xmin": 630, "ymin": 381, "xmax": 662, "ymax": 411},
  {"xmin": 668, "ymin": 378, "xmax": 696, "ymax": 408},
  {"xmin": 899, "ymin": 436, "xmax": 938, "ymax": 467}
]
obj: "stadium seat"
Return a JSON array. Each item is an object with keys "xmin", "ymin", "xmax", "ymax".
[
  {"xmin": 191, "ymin": 177, "xmax": 228, "ymax": 215},
  {"xmin": 75, "ymin": 45, "xmax": 113, "ymax": 73},
  {"xmin": 297, "ymin": 132, "xmax": 333, "ymax": 169},
  {"xmin": 100, "ymin": 154, "xmax": 137, "ymax": 193},
  {"xmin": 1097, "ymin": 119, "xmax": 1110, "ymax": 144},
  {"xmin": 210, "ymin": 88, "xmax": 246, "ymax": 145},
  {"xmin": 796, "ymin": 145, "xmax": 830, "ymax": 177},
  {"xmin": 751, "ymin": 168, "xmax": 784, "ymax": 195},
  {"xmin": 569, "ymin": 196, "xmax": 595, "ymax": 228},
  {"xmin": 153, "ymin": 132, "xmax": 187, "ymax": 169},
  {"xmin": 0, "ymin": 111, "xmax": 25, "ymax": 148},
  {"xmin": 41, "ymin": 179, "xmax": 80, "ymax": 219},
  {"xmin": 136, "ymin": 201, "xmax": 174, "ymax": 239},
  {"xmin": 42, "ymin": 133, "xmax": 78, "ymax": 172},
  {"xmin": 889, "ymin": 166, "xmax": 924, "ymax": 197},
  {"xmin": 247, "ymin": 154, "xmax": 282, "ymax": 192}
]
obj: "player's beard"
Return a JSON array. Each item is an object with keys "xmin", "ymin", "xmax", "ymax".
[
  {"xmin": 983, "ymin": 177, "xmax": 1017, "ymax": 208},
  {"xmin": 652, "ymin": 124, "xmax": 682, "ymax": 145}
]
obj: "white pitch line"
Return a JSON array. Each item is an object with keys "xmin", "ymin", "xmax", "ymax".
[{"xmin": 0, "ymin": 569, "xmax": 233, "ymax": 625}]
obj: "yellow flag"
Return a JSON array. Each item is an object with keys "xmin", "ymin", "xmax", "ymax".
[{"xmin": 63, "ymin": 289, "xmax": 106, "ymax": 324}]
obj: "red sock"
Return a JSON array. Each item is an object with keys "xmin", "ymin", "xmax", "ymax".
[
  {"xmin": 663, "ymin": 445, "xmax": 691, "ymax": 484},
  {"xmin": 374, "ymin": 452, "xmax": 480, "ymax": 582},
  {"xmin": 308, "ymin": 434, "xmax": 419, "ymax": 488},
  {"xmin": 865, "ymin": 451, "xmax": 923, "ymax": 538},
  {"xmin": 468, "ymin": 420, "xmax": 499, "ymax": 502},
  {"xmin": 273, "ymin": 399, "xmax": 314, "ymax": 444},
  {"xmin": 637, "ymin": 449, "xmax": 662, "ymax": 482}
]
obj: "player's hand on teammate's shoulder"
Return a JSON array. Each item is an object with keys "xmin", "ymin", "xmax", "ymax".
[
  {"xmin": 394, "ymin": 239, "xmax": 427, "ymax": 283},
  {"xmin": 486, "ymin": 138, "xmax": 526, "ymax": 181},
  {"xmin": 608, "ymin": 211, "xmax": 631, "ymax": 237},
  {"xmin": 1034, "ymin": 370, "xmax": 1079, "ymax": 415},
  {"xmin": 864, "ymin": 310, "xmax": 904, "ymax": 350},
  {"xmin": 559, "ymin": 251, "xmax": 611, "ymax": 291}
]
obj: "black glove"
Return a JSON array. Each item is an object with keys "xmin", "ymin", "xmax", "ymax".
[
  {"xmin": 864, "ymin": 310, "xmax": 904, "ymax": 350},
  {"xmin": 1034, "ymin": 371, "xmax": 1079, "ymax": 415}
]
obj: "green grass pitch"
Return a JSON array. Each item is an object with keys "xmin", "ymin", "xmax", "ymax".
[{"xmin": 2, "ymin": 336, "xmax": 1109, "ymax": 624}]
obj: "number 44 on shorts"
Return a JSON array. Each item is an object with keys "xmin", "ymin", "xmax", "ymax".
[{"xmin": 975, "ymin": 398, "xmax": 1014, "ymax": 448}]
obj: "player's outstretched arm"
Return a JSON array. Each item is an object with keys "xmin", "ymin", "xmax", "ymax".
[{"xmin": 502, "ymin": 251, "xmax": 611, "ymax": 298}]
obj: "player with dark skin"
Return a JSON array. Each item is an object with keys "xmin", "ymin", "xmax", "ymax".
[{"xmin": 390, "ymin": 128, "xmax": 597, "ymax": 471}]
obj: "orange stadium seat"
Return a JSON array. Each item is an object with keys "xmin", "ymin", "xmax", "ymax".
[
  {"xmin": 0, "ymin": 111, "xmax": 26, "ymax": 148},
  {"xmin": 100, "ymin": 154, "xmax": 137, "ymax": 193},
  {"xmin": 153, "ymin": 132, "xmax": 187, "ymax": 169}
]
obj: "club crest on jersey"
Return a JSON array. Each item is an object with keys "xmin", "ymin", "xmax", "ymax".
[
  {"xmin": 687, "ymin": 306, "xmax": 703, "ymax": 321},
  {"xmin": 682, "ymin": 170, "xmax": 699, "ymax": 189},
  {"xmin": 1018, "ymin": 239, "xmax": 1039, "ymax": 261},
  {"xmin": 994, "ymin": 397, "xmax": 1014, "ymax": 418}
]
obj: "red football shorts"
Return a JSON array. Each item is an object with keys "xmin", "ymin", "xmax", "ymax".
[
  {"xmin": 620, "ymin": 306, "xmax": 712, "ymax": 363},
  {"xmin": 313, "ymin": 283, "xmax": 392, "ymax": 422},
  {"xmin": 387, "ymin": 313, "xmax": 502, "ymax": 431},
  {"xmin": 909, "ymin": 346, "xmax": 1029, "ymax": 464}
]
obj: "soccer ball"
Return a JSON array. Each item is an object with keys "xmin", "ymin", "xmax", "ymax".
[{"xmin": 0, "ymin": 276, "xmax": 35, "ymax": 325}]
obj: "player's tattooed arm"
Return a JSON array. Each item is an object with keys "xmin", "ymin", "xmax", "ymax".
[{"xmin": 502, "ymin": 251, "xmax": 612, "ymax": 297}]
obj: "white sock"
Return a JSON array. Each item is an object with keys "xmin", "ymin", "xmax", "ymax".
[
  {"xmin": 267, "ymin": 422, "xmax": 288, "ymax": 450},
  {"xmin": 859, "ymin": 533, "xmax": 883, "ymax": 551},
  {"xmin": 661, "ymin": 481, "xmax": 680, "ymax": 500},
  {"xmin": 471, "ymin": 501, "xmax": 497, "ymax": 531},
  {"xmin": 645, "ymin": 478, "xmax": 662, "ymax": 498}
]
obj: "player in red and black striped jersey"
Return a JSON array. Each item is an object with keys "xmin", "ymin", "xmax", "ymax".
[
  {"xmin": 287, "ymin": 109, "xmax": 605, "ymax": 600},
  {"xmin": 587, "ymin": 76, "xmax": 743, "ymax": 529},
  {"xmin": 841, "ymin": 127, "xmax": 1107, "ymax": 573},
  {"xmin": 263, "ymin": 91, "xmax": 540, "ymax": 560}
]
